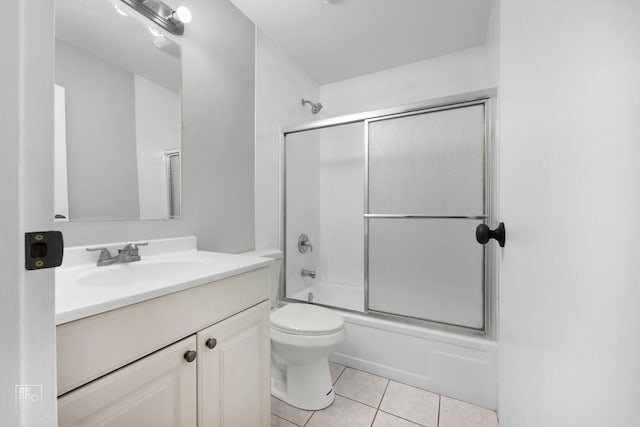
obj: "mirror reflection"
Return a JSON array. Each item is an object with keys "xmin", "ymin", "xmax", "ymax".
[{"xmin": 54, "ymin": 0, "xmax": 182, "ymax": 221}]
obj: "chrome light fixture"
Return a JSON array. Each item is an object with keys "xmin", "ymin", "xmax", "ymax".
[{"xmin": 120, "ymin": 0, "xmax": 191, "ymax": 35}]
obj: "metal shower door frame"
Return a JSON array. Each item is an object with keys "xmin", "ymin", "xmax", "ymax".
[
  {"xmin": 363, "ymin": 99, "xmax": 493, "ymax": 334},
  {"xmin": 281, "ymin": 89, "xmax": 497, "ymax": 338}
]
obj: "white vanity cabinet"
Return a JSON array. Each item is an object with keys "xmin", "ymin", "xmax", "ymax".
[
  {"xmin": 56, "ymin": 268, "xmax": 271, "ymax": 427},
  {"xmin": 198, "ymin": 301, "xmax": 270, "ymax": 427},
  {"xmin": 58, "ymin": 336, "xmax": 197, "ymax": 426}
]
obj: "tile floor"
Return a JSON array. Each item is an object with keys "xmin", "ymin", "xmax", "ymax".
[{"xmin": 271, "ymin": 363, "xmax": 499, "ymax": 427}]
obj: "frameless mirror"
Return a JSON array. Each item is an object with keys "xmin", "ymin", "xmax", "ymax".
[{"xmin": 54, "ymin": 0, "xmax": 182, "ymax": 221}]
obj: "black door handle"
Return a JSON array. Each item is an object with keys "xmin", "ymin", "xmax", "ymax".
[{"xmin": 475, "ymin": 223, "xmax": 505, "ymax": 247}]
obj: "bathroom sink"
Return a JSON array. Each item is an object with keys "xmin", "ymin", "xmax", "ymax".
[
  {"xmin": 55, "ymin": 237, "xmax": 273, "ymax": 325},
  {"xmin": 74, "ymin": 259, "xmax": 218, "ymax": 287}
]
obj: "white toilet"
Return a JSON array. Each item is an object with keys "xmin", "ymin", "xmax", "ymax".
[{"xmin": 242, "ymin": 248, "xmax": 345, "ymax": 410}]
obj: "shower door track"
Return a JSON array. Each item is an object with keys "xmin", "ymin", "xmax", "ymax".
[{"xmin": 281, "ymin": 88, "xmax": 497, "ymax": 338}]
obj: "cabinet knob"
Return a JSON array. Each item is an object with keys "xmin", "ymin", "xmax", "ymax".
[
  {"xmin": 183, "ymin": 350, "xmax": 197, "ymax": 363},
  {"xmin": 205, "ymin": 338, "xmax": 217, "ymax": 349}
]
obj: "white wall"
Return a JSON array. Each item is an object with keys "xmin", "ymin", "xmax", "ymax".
[
  {"xmin": 484, "ymin": 0, "xmax": 500, "ymax": 88},
  {"xmin": 56, "ymin": 0, "xmax": 257, "ymax": 253},
  {"xmin": 134, "ymin": 75, "xmax": 181, "ymax": 219},
  {"xmin": 1, "ymin": 0, "xmax": 56, "ymax": 424},
  {"xmin": 254, "ymin": 30, "xmax": 321, "ymax": 250},
  {"xmin": 498, "ymin": 0, "xmax": 640, "ymax": 425},
  {"xmin": 319, "ymin": 45, "xmax": 490, "ymax": 117}
]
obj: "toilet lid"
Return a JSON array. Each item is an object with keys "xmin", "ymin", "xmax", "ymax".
[{"xmin": 271, "ymin": 303, "xmax": 344, "ymax": 335}]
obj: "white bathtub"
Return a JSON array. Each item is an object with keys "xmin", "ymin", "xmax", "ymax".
[{"xmin": 288, "ymin": 281, "xmax": 497, "ymax": 410}]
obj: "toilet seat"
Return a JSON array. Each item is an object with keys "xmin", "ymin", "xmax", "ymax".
[{"xmin": 271, "ymin": 303, "xmax": 344, "ymax": 336}]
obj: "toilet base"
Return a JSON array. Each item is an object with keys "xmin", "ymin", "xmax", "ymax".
[{"xmin": 271, "ymin": 356, "xmax": 335, "ymax": 411}]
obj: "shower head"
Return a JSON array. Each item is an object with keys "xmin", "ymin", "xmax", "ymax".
[{"xmin": 301, "ymin": 98, "xmax": 323, "ymax": 114}]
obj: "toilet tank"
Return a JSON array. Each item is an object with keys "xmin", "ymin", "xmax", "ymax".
[{"xmin": 240, "ymin": 248, "xmax": 283, "ymax": 308}]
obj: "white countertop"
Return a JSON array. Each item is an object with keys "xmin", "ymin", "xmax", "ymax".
[{"xmin": 55, "ymin": 236, "xmax": 272, "ymax": 325}]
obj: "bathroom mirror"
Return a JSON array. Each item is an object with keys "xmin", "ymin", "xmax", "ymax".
[{"xmin": 54, "ymin": 0, "xmax": 182, "ymax": 221}]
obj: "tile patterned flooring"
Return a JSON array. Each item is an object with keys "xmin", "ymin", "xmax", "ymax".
[{"xmin": 271, "ymin": 363, "xmax": 499, "ymax": 427}]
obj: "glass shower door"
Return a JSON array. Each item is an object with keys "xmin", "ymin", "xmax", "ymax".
[
  {"xmin": 365, "ymin": 102, "xmax": 488, "ymax": 330},
  {"xmin": 284, "ymin": 122, "xmax": 366, "ymax": 311}
]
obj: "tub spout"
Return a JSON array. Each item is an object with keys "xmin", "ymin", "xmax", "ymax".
[{"xmin": 301, "ymin": 269, "xmax": 316, "ymax": 279}]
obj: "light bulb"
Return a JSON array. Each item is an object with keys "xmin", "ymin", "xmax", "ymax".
[{"xmin": 173, "ymin": 6, "xmax": 192, "ymax": 23}]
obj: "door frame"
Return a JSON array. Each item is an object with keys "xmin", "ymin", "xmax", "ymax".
[{"xmin": 0, "ymin": 0, "xmax": 57, "ymax": 425}]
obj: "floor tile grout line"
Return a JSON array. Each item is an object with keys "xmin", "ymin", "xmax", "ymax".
[
  {"xmin": 370, "ymin": 409, "xmax": 379, "ymax": 427},
  {"xmin": 368, "ymin": 380, "xmax": 390, "ymax": 427},
  {"xmin": 271, "ymin": 412, "xmax": 304, "ymax": 427},
  {"xmin": 334, "ymin": 366, "xmax": 390, "ymax": 409},
  {"xmin": 334, "ymin": 367, "xmax": 434, "ymax": 426},
  {"xmin": 302, "ymin": 410, "xmax": 314, "ymax": 427},
  {"xmin": 438, "ymin": 393, "xmax": 496, "ymax": 413},
  {"xmin": 335, "ymin": 392, "xmax": 382, "ymax": 411},
  {"xmin": 378, "ymin": 379, "xmax": 391, "ymax": 409},
  {"xmin": 331, "ymin": 364, "xmax": 347, "ymax": 385},
  {"xmin": 377, "ymin": 409, "xmax": 428, "ymax": 427},
  {"xmin": 271, "ymin": 396, "xmax": 314, "ymax": 427},
  {"xmin": 346, "ymin": 365, "xmax": 445, "ymax": 402}
]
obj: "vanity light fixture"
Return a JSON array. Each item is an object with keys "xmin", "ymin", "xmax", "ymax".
[{"xmin": 119, "ymin": 0, "xmax": 191, "ymax": 35}]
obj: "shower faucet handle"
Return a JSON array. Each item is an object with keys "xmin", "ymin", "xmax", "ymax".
[{"xmin": 298, "ymin": 234, "xmax": 313, "ymax": 253}]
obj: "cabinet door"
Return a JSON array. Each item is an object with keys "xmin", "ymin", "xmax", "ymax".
[
  {"xmin": 198, "ymin": 301, "xmax": 271, "ymax": 427},
  {"xmin": 58, "ymin": 336, "xmax": 197, "ymax": 427}
]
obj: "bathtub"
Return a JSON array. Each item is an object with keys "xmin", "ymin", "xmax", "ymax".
[{"xmin": 287, "ymin": 281, "xmax": 497, "ymax": 410}]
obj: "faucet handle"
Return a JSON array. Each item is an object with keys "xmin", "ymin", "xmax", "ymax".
[
  {"xmin": 86, "ymin": 247, "xmax": 112, "ymax": 261},
  {"xmin": 121, "ymin": 242, "xmax": 149, "ymax": 253},
  {"xmin": 118, "ymin": 242, "xmax": 149, "ymax": 261}
]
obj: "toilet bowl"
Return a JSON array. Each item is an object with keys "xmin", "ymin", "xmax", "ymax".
[
  {"xmin": 271, "ymin": 303, "xmax": 345, "ymax": 410},
  {"xmin": 240, "ymin": 248, "xmax": 345, "ymax": 410}
]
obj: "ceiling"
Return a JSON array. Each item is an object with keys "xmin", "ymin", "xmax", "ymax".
[{"xmin": 229, "ymin": 0, "xmax": 493, "ymax": 84}]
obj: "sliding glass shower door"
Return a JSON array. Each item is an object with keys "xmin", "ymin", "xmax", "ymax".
[
  {"xmin": 365, "ymin": 103, "xmax": 488, "ymax": 329},
  {"xmin": 283, "ymin": 97, "xmax": 493, "ymax": 333},
  {"xmin": 284, "ymin": 122, "xmax": 366, "ymax": 311}
]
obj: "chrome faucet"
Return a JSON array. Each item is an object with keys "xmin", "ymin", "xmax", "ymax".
[
  {"xmin": 87, "ymin": 242, "xmax": 149, "ymax": 267},
  {"xmin": 301, "ymin": 269, "xmax": 316, "ymax": 279}
]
